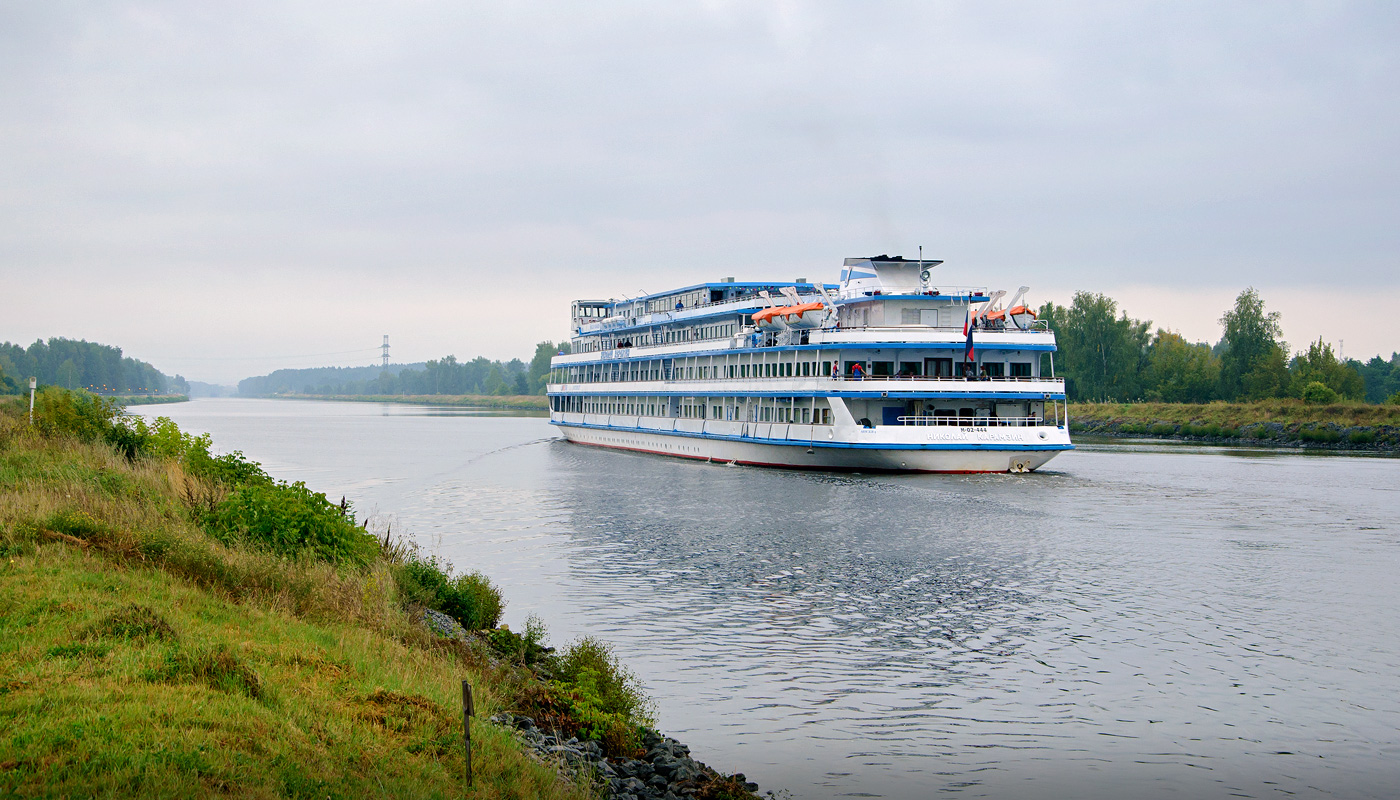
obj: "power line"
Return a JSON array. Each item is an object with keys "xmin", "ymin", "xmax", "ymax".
[{"xmin": 147, "ymin": 348, "xmax": 383, "ymax": 362}]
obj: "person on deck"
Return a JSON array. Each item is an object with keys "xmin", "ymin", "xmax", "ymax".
[{"xmin": 851, "ymin": 362, "xmax": 865, "ymax": 381}]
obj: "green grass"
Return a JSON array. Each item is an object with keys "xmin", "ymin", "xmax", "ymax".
[
  {"xmin": 0, "ymin": 397, "xmax": 592, "ymax": 799},
  {"xmin": 1071, "ymin": 399, "xmax": 1400, "ymax": 429},
  {"xmin": 0, "ymin": 390, "xmax": 762, "ymax": 800},
  {"xmin": 0, "ymin": 545, "xmax": 579, "ymax": 798}
]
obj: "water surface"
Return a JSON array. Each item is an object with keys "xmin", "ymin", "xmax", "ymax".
[{"xmin": 135, "ymin": 399, "xmax": 1400, "ymax": 799}]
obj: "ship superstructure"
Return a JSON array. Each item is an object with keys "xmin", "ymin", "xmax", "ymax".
[{"xmin": 545, "ymin": 256, "xmax": 1071, "ymax": 472}]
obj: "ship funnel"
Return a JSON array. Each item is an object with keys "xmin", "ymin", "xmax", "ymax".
[{"xmin": 841, "ymin": 255, "xmax": 943, "ymax": 295}]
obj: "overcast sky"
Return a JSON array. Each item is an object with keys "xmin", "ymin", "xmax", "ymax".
[{"xmin": 3, "ymin": 1, "xmax": 1397, "ymax": 384}]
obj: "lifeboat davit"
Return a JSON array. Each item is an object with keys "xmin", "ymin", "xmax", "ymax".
[
  {"xmin": 754, "ymin": 302, "xmax": 825, "ymax": 331},
  {"xmin": 985, "ymin": 305, "xmax": 1037, "ymax": 328}
]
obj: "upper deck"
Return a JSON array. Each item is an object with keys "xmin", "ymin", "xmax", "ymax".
[{"xmin": 559, "ymin": 255, "xmax": 1050, "ymax": 364}]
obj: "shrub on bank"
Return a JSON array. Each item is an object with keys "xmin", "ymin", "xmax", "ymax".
[
  {"xmin": 1302, "ymin": 381, "xmax": 1339, "ymax": 404},
  {"xmin": 207, "ymin": 480, "xmax": 379, "ymax": 567},
  {"xmin": 397, "ymin": 553, "xmax": 505, "ymax": 630},
  {"xmin": 32, "ymin": 388, "xmax": 147, "ymax": 459},
  {"xmin": 548, "ymin": 636, "xmax": 655, "ymax": 756},
  {"xmin": 1299, "ymin": 425, "xmax": 1342, "ymax": 443}
]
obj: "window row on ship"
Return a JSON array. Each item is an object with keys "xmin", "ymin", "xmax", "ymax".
[
  {"xmin": 573, "ymin": 320, "xmax": 746, "ymax": 352},
  {"xmin": 551, "ymin": 394, "xmax": 835, "ymax": 425},
  {"xmin": 554, "ymin": 352, "xmax": 1041, "ymax": 383}
]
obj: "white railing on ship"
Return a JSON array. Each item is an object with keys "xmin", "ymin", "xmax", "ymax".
[
  {"xmin": 897, "ymin": 415, "xmax": 1044, "ymax": 427},
  {"xmin": 555, "ymin": 374, "xmax": 1066, "ymax": 385},
  {"xmin": 841, "ymin": 375, "xmax": 1059, "ymax": 383}
]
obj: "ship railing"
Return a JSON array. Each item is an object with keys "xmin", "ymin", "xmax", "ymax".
[
  {"xmin": 840, "ymin": 375, "xmax": 1060, "ymax": 383},
  {"xmin": 555, "ymin": 375, "xmax": 1066, "ymax": 386},
  {"xmin": 897, "ymin": 415, "xmax": 1045, "ymax": 427},
  {"xmin": 831, "ymin": 320, "xmax": 1051, "ymax": 333}
]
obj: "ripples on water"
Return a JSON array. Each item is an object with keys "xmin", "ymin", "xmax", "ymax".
[{"xmin": 137, "ymin": 400, "xmax": 1400, "ymax": 799}]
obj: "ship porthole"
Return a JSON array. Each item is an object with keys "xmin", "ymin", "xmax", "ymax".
[{"xmin": 1038, "ymin": 431, "xmax": 1047, "ymax": 439}]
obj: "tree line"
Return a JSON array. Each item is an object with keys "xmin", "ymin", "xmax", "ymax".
[
  {"xmin": 1038, "ymin": 289, "xmax": 1400, "ymax": 404},
  {"xmin": 238, "ymin": 342, "xmax": 571, "ymax": 397},
  {"xmin": 0, "ymin": 338, "xmax": 186, "ymax": 396}
]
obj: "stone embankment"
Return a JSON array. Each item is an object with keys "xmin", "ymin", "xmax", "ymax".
[
  {"xmin": 491, "ymin": 714, "xmax": 764, "ymax": 800},
  {"xmin": 418, "ymin": 609, "xmax": 769, "ymax": 800}
]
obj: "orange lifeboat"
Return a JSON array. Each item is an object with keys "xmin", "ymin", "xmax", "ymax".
[
  {"xmin": 985, "ymin": 305, "xmax": 1037, "ymax": 328},
  {"xmin": 754, "ymin": 302, "xmax": 825, "ymax": 330}
]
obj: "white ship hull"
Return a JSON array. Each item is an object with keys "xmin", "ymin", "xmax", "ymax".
[{"xmin": 552, "ymin": 416, "xmax": 1069, "ymax": 473}]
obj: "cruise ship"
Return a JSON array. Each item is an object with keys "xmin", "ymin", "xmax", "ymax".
[{"xmin": 546, "ymin": 256, "xmax": 1072, "ymax": 472}]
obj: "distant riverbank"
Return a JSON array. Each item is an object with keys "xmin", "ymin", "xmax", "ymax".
[
  {"xmin": 262, "ymin": 393, "xmax": 549, "ymax": 411},
  {"xmin": 1070, "ymin": 400, "xmax": 1400, "ymax": 451},
  {"xmin": 114, "ymin": 394, "xmax": 188, "ymax": 406}
]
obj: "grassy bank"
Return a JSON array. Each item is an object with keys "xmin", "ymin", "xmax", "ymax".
[
  {"xmin": 270, "ymin": 394, "xmax": 549, "ymax": 411},
  {"xmin": 0, "ymin": 391, "xmax": 758, "ymax": 798},
  {"xmin": 1070, "ymin": 400, "xmax": 1400, "ymax": 449}
]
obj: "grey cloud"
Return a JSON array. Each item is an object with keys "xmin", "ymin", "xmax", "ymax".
[{"xmin": 2, "ymin": 1, "xmax": 1397, "ymax": 380}]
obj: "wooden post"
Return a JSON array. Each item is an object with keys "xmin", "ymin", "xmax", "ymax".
[{"xmin": 462, "ymin": 680, "xmax": 474, "ymax": 788}]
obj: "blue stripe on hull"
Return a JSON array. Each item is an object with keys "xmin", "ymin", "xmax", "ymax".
[
  {"xmin": 550, "ymin": 420, "xmax": 1074, "ymax": 452},
  {"xmin": 550, "ymin": 389, "xmax": 1066, "ymax": 400}
]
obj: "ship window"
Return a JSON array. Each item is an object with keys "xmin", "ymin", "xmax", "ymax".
[
  {"xmin": 985, "ymin": 362, "xmax": 1005, "ymax": 378},
  {"xmin": 872, "ymin": 361, "xmax": 893, "ymax": 377},
  {"xmin": 1010, "ymin": 362, "xmax": 1032, "ymax": 377}
]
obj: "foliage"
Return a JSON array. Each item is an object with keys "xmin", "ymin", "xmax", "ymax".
[
  {"xmin": 32, "ymin": 387, "xmax": 148, "ymax": 459},
  {"xmin": 1038, "ymin": 293, "xmax": 1150, "ymax": 401},
  {"xmin": 1042, "ymin": 287, "xmax": 1396, "ymax": 406},
  {"xmin": 238, "ymin": 344, "xmax": 560, "ymax": 398},
  {"xmin": 396, "ymin": 553, "xmax": 505, "ymax": 630},
  {"xmin": 206, "ymin": 480, "xmax": 379, "ymax": 567},
  {"xmin": 1354, "ymin": 353, "xmax": 1400, "ymax": 403},
  {"xmin": 0, "ymin": 337, "xmax": 183, "ymax": 395},
  {"xmin": 1144, "ymin": 330, "xmax": 1218, "ymax": 402},
  {"xmin": 1218, "ymin": 288, "xmax": 1288, "ymax": 400},
  {"xmin": 1301, "ymin": 381, "xmax": 1339, "ymax": 404},
  {"xmin": 547, "ymin": 636, "xmax": 654, "ymax": 755},
  {"xmin": 487, "ymin": 613, "xmax": 553, "ymax": 666},
  {"xmin": 1290, "ymin": 339, "xmax": 1364, "ymax": 400},
  {"xmin": 529, "ymin": 341, "xmax": 571, "ymax": 394}
]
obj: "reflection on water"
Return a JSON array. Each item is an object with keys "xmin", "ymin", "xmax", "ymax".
[{"xmin": 135, "ymin": 400, "xmax": 1400, "ymax": 799}]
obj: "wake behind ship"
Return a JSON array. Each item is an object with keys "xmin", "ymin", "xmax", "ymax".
[{"xmin": 545, "ymin": 256, "xmax": 1072, "ymax": 473}]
